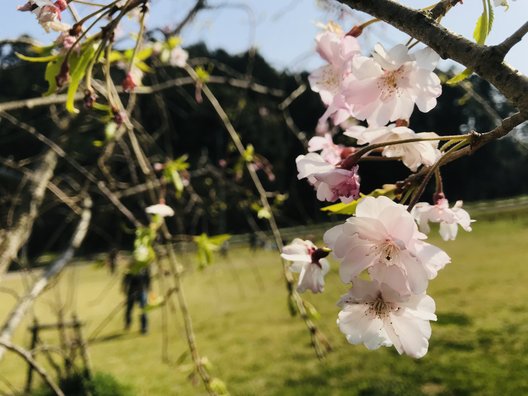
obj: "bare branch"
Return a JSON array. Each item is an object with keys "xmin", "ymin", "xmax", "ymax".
[
  {"xmin": 0, "ymin": 76, "xmax": 284, "ymax": 113},
  {"xmin": 495, "ymin": 21, "xmax": 528, "ymax": 58},
  {"xmin": 337, "ymin": 0, "xmax": 528, "ymax": 113}
]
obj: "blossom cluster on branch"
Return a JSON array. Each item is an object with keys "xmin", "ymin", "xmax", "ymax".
[{"xmin": 283, "ymin": 19, "xmax": 479, "ymax": 358}]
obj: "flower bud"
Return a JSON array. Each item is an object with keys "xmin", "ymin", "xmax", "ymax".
[{"xmin": 55, "ymin": 61, "xmax": 70, "ymax": 88}]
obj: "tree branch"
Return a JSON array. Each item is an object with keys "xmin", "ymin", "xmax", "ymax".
[
  {"xmin": 0, "ymin": 76, "xmax": 283, "ymax": 113},
  {"xmin": 337, "ymin": 0, "xmax": 528, "ymax": 113},
  {"xmin": 495, "ymin": 21, "xmax": 528, "ymax": 58}
]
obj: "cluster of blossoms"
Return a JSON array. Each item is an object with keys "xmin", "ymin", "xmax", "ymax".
[
  {"xmin": 18, "ymin": 0, "xmax": 70, "ymax": 33},
  {"xmin": 297, "ymin": 23, "xmax": 444, "ymax": 205},
  {"xmin": 284, "ymin": 22, "xmax": 475, "ymax": 358}
]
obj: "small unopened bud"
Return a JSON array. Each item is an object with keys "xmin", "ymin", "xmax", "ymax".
[
  {"xmin": 70, "ymin": 23, "xmax": 83, "ymax": 36},
  {"xmin": 346, "ymin": 25, "xmax": 363, "ymax": 38},
  {"xmin": 311, "ymin": 247, "xmax": 331, "ymax": 265},
  {"xmin": 153, "ymin": 162, "xmax": 165, "ymax": 172},
  {"xmin": 112, "ymin": 108, "xmax": 126, "ymax": 126},
  {"xmin": 83, "ymin": 90, "xmax": 97, "ymax": 109},
  {"xmin": 121, "ymin": 72, "xmax": 137, "ymax": 93},
  {"xmin": 55, "ymin": 61, "xmax": 70, "ymax": 88},
  {"xmin": 433, "ymin": 192, "xmax": 445, "ymax": 204},
  {"xmin": 54, "ymin": 0, "xmax": 67, "ymax": 11},
  {"xmin": 340, "ymin": 147, "xmax": 357, "ymax": 159}
]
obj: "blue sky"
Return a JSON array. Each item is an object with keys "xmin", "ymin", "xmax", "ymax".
[{"xmin": 3, "ymin": 0, "xmax": 527, "ymax": 74}]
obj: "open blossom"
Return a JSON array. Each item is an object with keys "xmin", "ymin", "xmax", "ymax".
[
  {"xmin": 18, "ymin": 0, "xmax": 70, "ymax": 33},
  {"xmin": 345, "ymin": 124, "xmax": 441, "ymax": 171},
  {"xmin": 308, "ymin": 133, "xmax": 345, "ymax": 165},
  {"xmin": 281, "ymin": 239, "xmax": 330, "ymax": 293},
  {"xmin": 146, "ymin": 203, "xmax": 174, "ymax": 218},
  {"xmin": 296, "ymin": 153, "xmax": 360, "ymax": 203},
  {"xmin": 324, "ymin": 196, "xmax": 450, "ymax": 295},
  {"xmin": 309, "ymin": 27, "xmax": 360, "ymax": 106},
  {"xmin": 412, "ymin": 196, "xmax": 474, "ymax": 241},
  {"xmin": 325, "ymin": 44, "xmax": 441, "ymax": 127},
  {"xmin": 337, "ymin": 279, "xmax": 436, "ymax": 358},
  {"xmin": 169, "ymin": 46, "xmax": 189, "ymax": 67}
]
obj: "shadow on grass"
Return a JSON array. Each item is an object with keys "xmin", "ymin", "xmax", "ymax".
[
  {"xmin": 436, "ymin": 312, "xmax": 472, "ymax": 326},
  {"xmin": 89, "ymin": 331, "xmax": 137, "ymax": 344}
]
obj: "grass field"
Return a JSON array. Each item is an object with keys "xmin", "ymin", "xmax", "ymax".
[{"xmin": 1, "ymin": 216, "xmax": 528, "ymax": 395}]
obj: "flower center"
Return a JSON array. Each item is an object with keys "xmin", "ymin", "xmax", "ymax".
[
  {"xmin": 378, "ymin": 66, "xmax": 405, "ymax": 100},
  {"xmin": 367, "ymin": 294, "xmax": 396, "ymax": 318},
  {"xmin": 373, "ymin": 238, "xmax": 405, "ymax": 266}
]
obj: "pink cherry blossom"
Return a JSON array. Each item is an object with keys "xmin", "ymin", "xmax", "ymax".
[
  {"xmin": 345, "ymin": 124, "xmax": 441, "ymax": 171},
  {"xmin": 337, "ymin": 279, "xmax": 436, "ymax": 358},
  {"xmin": 412, "ymin": 197, "xmax": 474, "ymax": 241},
  {"xmin": 296, "ymin": 153, "xmax": 360, "ymax": 203},
  {"xmin": 324, "ymin": 196, "xmax": 450, "ymax": 295},
  {"xmin": 325, "ymin": 43, "xmax": 441, "ymax": 127},
  {"xmin": 308, "ymin": 27, "xmax": 360, "ymax": 106},
  {"xmin": 281, "ymin": 239, "xmax": 330, "ymax": 293},
  {"xmin": 18, "ymin": 1, "xmax": 71, "ymax": 33},
  {"xmin": 308, "ymin": 133, "xmax": 344, "ymax": 165},
  {"xmin": 169, "ymin": 47, "xmax": 189, "ymax": 68}
]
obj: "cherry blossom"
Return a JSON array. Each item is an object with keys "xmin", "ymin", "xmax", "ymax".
[
  {"xmin": 146, "ymin": 203, "xmax": 175, "ymax": 218},
  {"xmin": 308, "ymin": 24, "xmax": 361, "ymax": 106},
  {"xmin": 412, "ymin": 196, "xmax": 474, "ymax": 241},
  {"xmin": 169, "ymin": 46, "xmax": 189, "ymax": 68},
  {"xmin": 18, "ymin": 0, "xmax": 70, "ymax": 33},
  {"xmin": 307, "ymin": 133, "xmax": 344, "ymax": 165},
  {"xmin": 296, "ymin": 153, "xmax": 361, "ymax": 203},
  {"xmin": 324, "ymin": 196, "xmax": 450, "ymax": 295},
  {"xmin": 281, "ymin": 239, "xmax": 330, "ymax": 293},
  {"xmin": 327, "ymin": 44, "xmax": 441, "ymax": 127},
  {"xmin": 345, "ymin": 124, "xmax": 441, "ymax": 171},
  {"xmin": 337, "ymin": 279, "xmax": 436, "ymax": 358}
]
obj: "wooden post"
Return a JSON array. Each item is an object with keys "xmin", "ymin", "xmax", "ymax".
[
  {"xmin": 24, "ymin": 319, "xmax": 39, "ymax": 394},
  {"xmin": 72, "ymin": 315, "xmax": 92, "ymax": 381}
]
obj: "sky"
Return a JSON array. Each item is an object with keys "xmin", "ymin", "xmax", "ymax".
[{"xmin": 2, "ymin": 0, "xmax": 527, "ymax": 75}]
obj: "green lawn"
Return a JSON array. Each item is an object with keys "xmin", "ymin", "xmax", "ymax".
[{"xmin": 1, "ymin": 217, "xmax": 528, "ymax": 395}]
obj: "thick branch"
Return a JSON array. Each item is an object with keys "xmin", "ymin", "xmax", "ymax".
[
  {"xmin": 338, "ymin": 0, "xmax": 528, "ymax": 113},
  {"xmin": 0, "ymin": 149, "xmax": 57, "ymax": 277},
  {"xmin": 0, "ymin": 198, "xmax": 92, "ymax": 362}
]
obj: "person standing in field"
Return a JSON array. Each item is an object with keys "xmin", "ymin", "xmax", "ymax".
[{"xmin": 122, "ymin": 266, "xmax": 151, "ymax": 334}]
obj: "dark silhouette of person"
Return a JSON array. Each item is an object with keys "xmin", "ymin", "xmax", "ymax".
[
  {"xmin": 108, "ymin": 248, "xmax": 118, "ymax": 274},
  {"xmin": 122, "ymin": 267, "xmax": 151, "ymax": 334}
]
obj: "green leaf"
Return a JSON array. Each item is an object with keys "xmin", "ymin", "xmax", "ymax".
[
  {"xmin": 194, "ymin": 233, "xmax": 231, "ymax": 268},
  {"xmin": 321, "ymin": 185, "xmax": 397, "ymax": 215},
  {"xmin": 210, "ymin": 378, "xmax": 229, "ymax": 395},
  {"xmin": 66, "ymin": 43, "xmax": 98, "ymax": 114},
  {"xmin": 16, "ymin": 52, "xmax": 59, "ymax": 63},
  {"xmin": 303, "ymin": 300, "xmax": 321, "ymax": 321},
  {"xmin": 44, "ymin": 58, "xmax": 63, "ymax": 96},
  {"xmin": 446, "ymin": 68, "xmax": 473, "ymax": 85},
  {"xmin": 167, "ymin": 36, "xmax": 182, "ymax": 49}
]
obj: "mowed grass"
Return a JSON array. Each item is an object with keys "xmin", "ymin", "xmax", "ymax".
[{"xmin": 1, "ymin": 217, "xmax": 528, "ymax": 395}]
